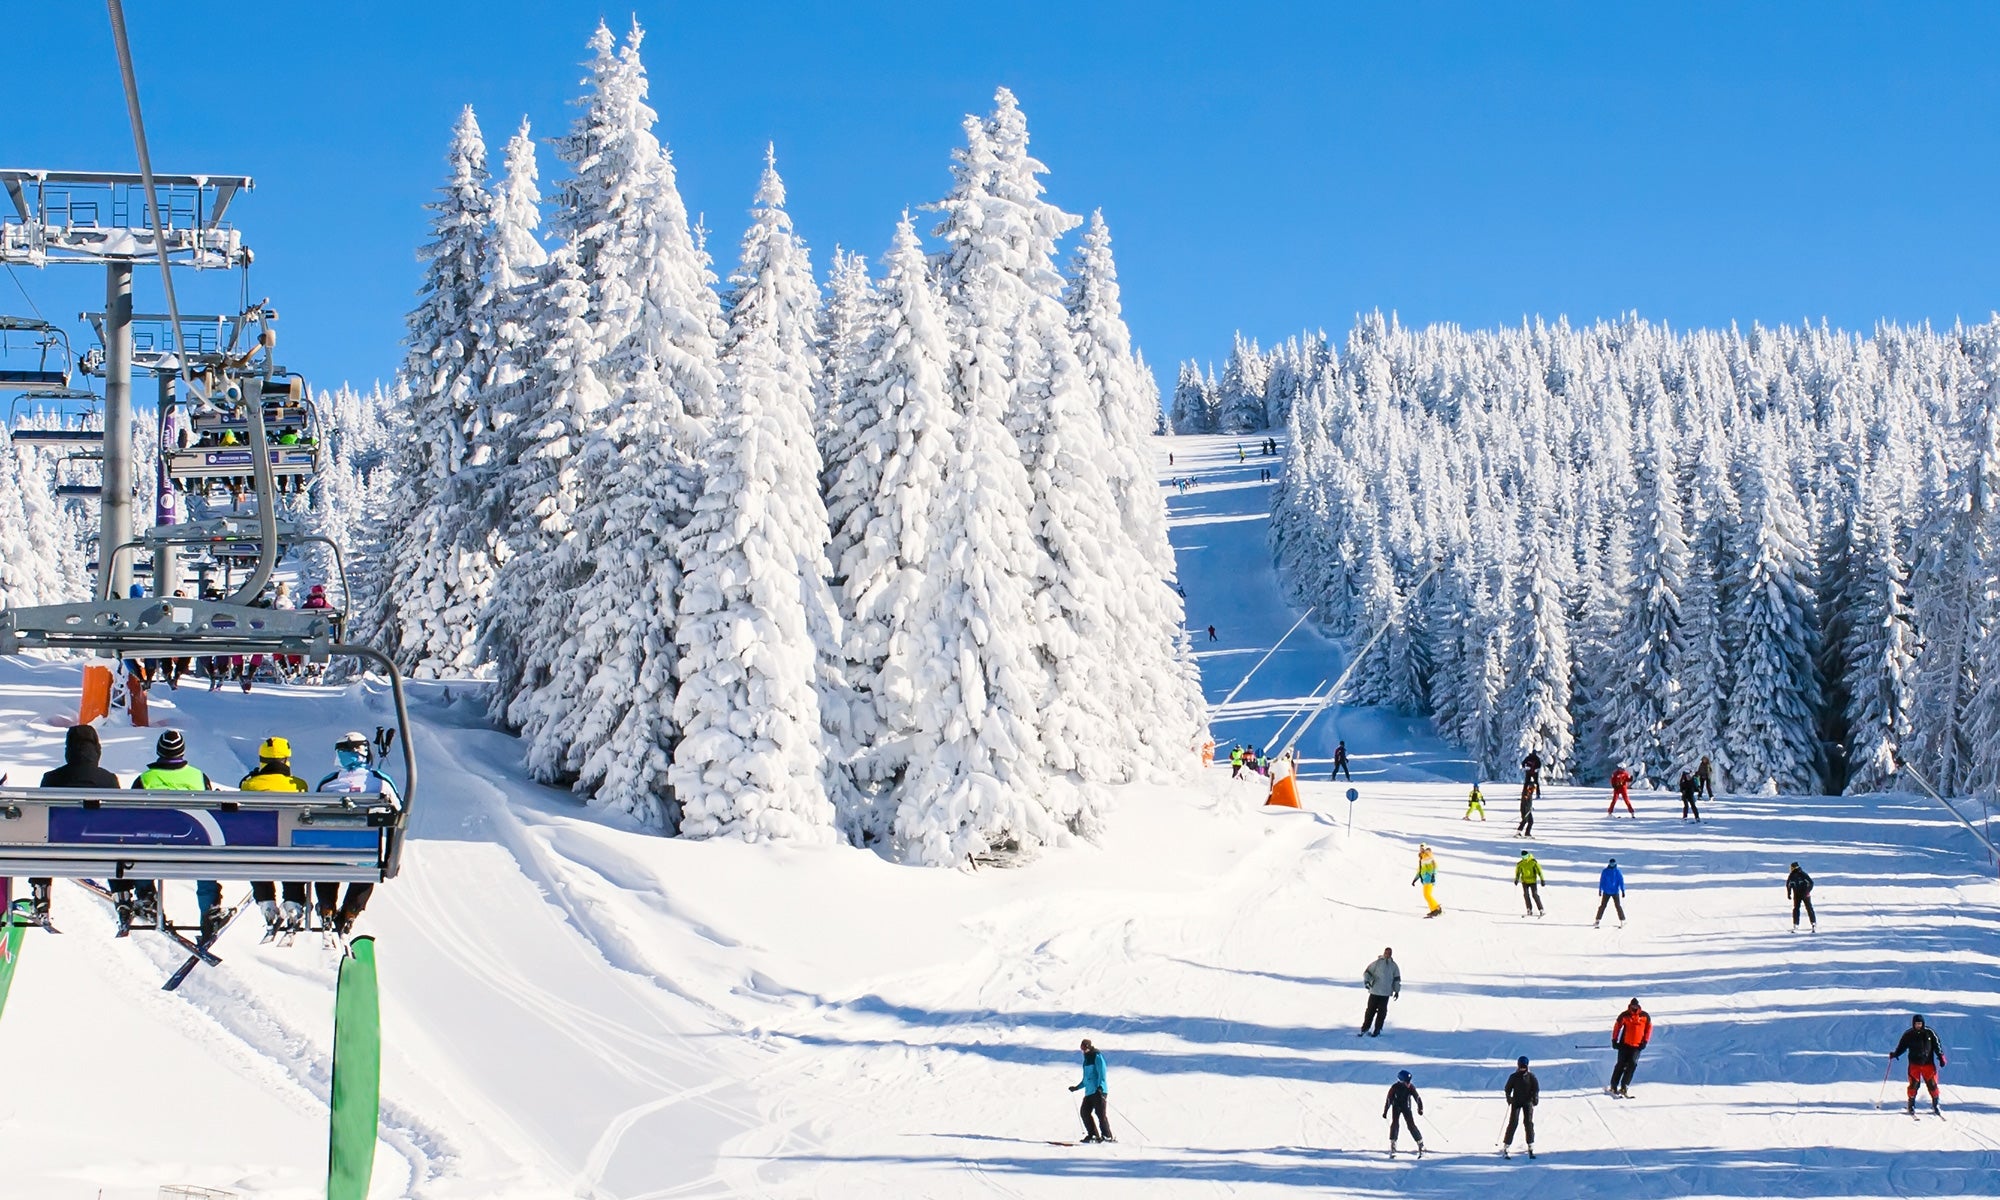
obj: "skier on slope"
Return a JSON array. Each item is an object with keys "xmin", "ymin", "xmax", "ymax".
[
  {"xmin": 1502, "ymin": 1056, "xmax": 1538, "ymax": 1158},
  {"xmin": 239, "ymin": 735, "xmax": 312, "ymax": 938},
  {"xmin": 1515, "ymin": 850, "xmax": 1546, "ymax": 917},
  {"xmin": 1607, "ymin": 998, "xmax": 1651, "ymax": 1097},
  {"xmin": 1464, "ymin": 782, "xmax": 1486, "ymax": 821},
  {"xmin": 1679, "ymin": 771, "xmax": 1701, "ymax": 822},
  {"xmin": 1608, "ymin": 766, "xmax": 1634, "ymax": 816},
  {"xmin": 1383, "ymin": 1069, "xmax": 1426, "ymax": 1156},
  {"xmin": 132, "ymin": 730, "xmax": 224, "ymax": 937},
  {"xmin": 1230, "ymin": 745, "xmax": 1245, "ymax": 779},
  {"xmin": 1696, "ymin": 755, "xmax": 1715, "ymax": 799},
  {"xmin": 1068, "ymin": 1038, "xmax": 1115, "ymax": 1142},
  {"xmin": 1359, "ymin": 947, "xmax": 1400, "ymax": 1037},
  {"xmin": 1521, "ymin": 749, "xmax": 1543, "ymax": 798},
  {"xmin": 1413, "ymin": 845, "xmax": 1442, "ymax": 917},
  {"xmin": 1785, "ymin": 862, "xmax": 1816, "ymax": 932},
  {"xmin": 1331, "ymin": 740, "xmax": 1352, "ymax": 781},
  {"xmin": 1516, "ymin": 778, "xmax": 1536, "ymax": 839},
  {"xmin": 1890, "ymin": 1015, "xmax": 1946, "ymax": 1115},
  {"xmin": 1594, "ymin": 859, "xmax": 1626, "ymax": 928},
  {"xmin": 33, "ymin": 724, "xmax": 122, "ymax": 923},
  {"xmin": 312, "ymin": 731, "xmax": 402, "ymax": 935}
]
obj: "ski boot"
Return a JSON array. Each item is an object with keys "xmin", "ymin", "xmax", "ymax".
[
  {"xmin": 259, "ymin": 900, "xmax": 281, "ymax": 940},
  {"xmin": 1501, "ymin": 1148, "xmax": 1510, "ymax": 1159},
  {"xmin": 1906, "ymin": 1098, "xmax": 1916, "ymax": 1116},
  {"xmin": 1527, "ymin": 1146, "xmax": 1536, "ymax": 1159},
  {"xmin": 200, "ymin": 903, "xmax": 227, "ymax": 942},
  {"xmin": 29, "ymin": 881, "xmax": 50, "ymax": 921},
  {"xmin": 1415, "ymin": 1142, "xmax": 1426, "ymax": 1158},
  {"xmin": 1082, "ymin": 1134, "xmax": 1101, "ymax": 1144},
  {"xmin": 1931, "ymin": 1099, "xmax": 1942, "ymax": 1116}
]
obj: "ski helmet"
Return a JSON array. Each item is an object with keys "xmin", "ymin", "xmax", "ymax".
[
  {"xmin": 336, "ymin": 730, "xmax": 369, "ymax": 752},
  {"xmin": 258, "ymin": 735, "xmax": 291, "ymax": 760},
  {"xmin": 1397, "ymin": 1070, "xmax": 1412, "ymax": 1082},
  {"xmin": 1518, "ymin": 1056, "xmax": 1530, "ymax": 1068}
]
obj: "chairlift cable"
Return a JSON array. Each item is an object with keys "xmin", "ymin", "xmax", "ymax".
[
  {"xmin": 105, "ymin": 0, "xmax": 194, "ymax": 390},
  {"xmin": 3, "ymin": 264, "xmax": 47, "ymax": 324}
]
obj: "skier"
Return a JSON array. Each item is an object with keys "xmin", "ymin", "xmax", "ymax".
[
  {"xmin": 1593, "ymin": 858, "xmax": 1626, "ymax": 928},
  {"xmin": 1608, "ymin": 765, "xmax": 1634, "ymax": 816},
  {"xmin": 1516, "ymin": 779, "xmax": 1535, "ymax": 839},
  {"xmin": 1230, "ymin": 745, "xmax": 1245, "ymax": 779},
  {"xmin": 1383, "ymin": 1069, "xmax": 1425, "ymax": 1156},
  {"xmin": 1413, "ymin": 845, "xmax": 1442, "ymax": 917},
  {"xmin": 1359, "ymin": 946, "xmax": 1400, "ymax": 1037},
  {"xmin": 1464, "ymin": 782, "xmax": 1486, "ymax": 821},
  {"xmin": 1889, "ymin": 1015, "xmax": 1946, "ymax": 1115},
  {"xmin": 312, "ymin": 731, "xmax": 401, "ymax": 934},
  {"xmin": 1502, "ymin": 1056, "xmax": 1538, "ymax": 1158},
  {"xmin": 239, "ymin": 736, "xmax": 311, "ymax": 937},
  {"xmin": 1678, "ymin": 771, "xmax": 1701, "ymax": 821},
  {"xmin": 1607, "ymin": 998, "xmax": 1650, "ymax": 1096},
  {"xmin": 1207, "ymin": 624, "xmax": 1217, "ymax": 642},
  {"xmin": 1068, "ymin": 1038, "xmax": 1114, "ymax": 1142},
  {"xmin": 1515, "ymin": 849, "xmax": 1546, "ymax": 916},
  {"xmin": 1331, "ymin": 740, "xmax": 1352, "ymax": 781},
  {"xmin": 34, "ymin": 724, "xmax": 122, "ymax": 922},
  {"xmin": 1696, "ymin": 755, "xmax": 1715, "ymax": 799},
  {"xmin": 1785, "ymin": 861, "xmax": 1816, "ymax": 931},
  {"xmin": 1521, "ymin": 749, "xmax": 1542, "ymax": 798},
  {"xmin": 132, "ymin": 730, "xmax": 224, "ymax": 936}
]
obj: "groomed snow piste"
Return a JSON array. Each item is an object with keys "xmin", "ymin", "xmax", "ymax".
[{"xmin": 1, "ymin": 434, "xmax": 1995, "ymax": 1199}]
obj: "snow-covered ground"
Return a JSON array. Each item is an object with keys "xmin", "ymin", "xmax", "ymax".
[{"xmin": 1, "ymin": 434, "xmax": 1996, "ymax": 1198}]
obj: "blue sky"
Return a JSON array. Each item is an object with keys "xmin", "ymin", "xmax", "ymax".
[{"xmin": 7, "ymin": 2, "xmax": 2000, "ymax": 394}]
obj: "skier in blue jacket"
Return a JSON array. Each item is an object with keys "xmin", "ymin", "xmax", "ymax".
[
  {"xmin": 1068, "ymin": 1038, "xmax": 1115, "ymax": 1143},
  {"xmin": 1595, "ymin": 859, "xmax": 1626, "ymax": 927}
]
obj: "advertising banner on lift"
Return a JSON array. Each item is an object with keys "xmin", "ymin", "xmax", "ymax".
[{"xmin": 46, "ymin": 807, "xmax": 280, "ymax": 847}]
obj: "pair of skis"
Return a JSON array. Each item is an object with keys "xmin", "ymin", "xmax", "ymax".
[{"xmin": 75, "ymin": 880, "xmax": 259, "ymax": 992}]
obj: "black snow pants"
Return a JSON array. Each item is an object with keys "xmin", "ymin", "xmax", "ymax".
[
  {"xmin": 1504, "ymin": 1103, "xmax": 1535, "ymax": 1147},
  {"xmin": 1522, "ymin": 883, "xmax": 1544, "ymax": 913},
  {"xmin": 1080, "ymin": 1092, "xmax": 1111, "ymax": 1140},
  {"xmin": 1362, "ymin": 994, "xmax": 1390, "ymax": 1035},
  {"xmin": 1682, "ymin": 794, "xmax": 1700, "ymax": 820},
  {"xmin": 1792, "ymin": 893, "xmax": 1816, "ymax": 926},
  {"xmin": 1517, "ymin": 805, "xmax": 1534, "ymax": 837},
  {"xmin": 1332, "ymin": 758, "xmax": 1352, "ymax": 781},
  {"xmin": 1595, "ymin": 894, "xmax": 1626, "ymax": 922},
  {"xmin": 1610, "ymin": 1045, "xmax": 1641, "ymax": 1093},
  {"xmin": 1389, "ymin": 1105, "xmax": 1422, "ymax": 1144}
]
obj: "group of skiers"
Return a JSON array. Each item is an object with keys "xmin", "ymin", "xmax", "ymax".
[
  {"xmin": 124, "ymin": 580, "xmax": 337, "ymax": 693},
  {"xmin": 1227, "ymin": 743, "xmax": 1297, "ymax": 780},
  {"xmin": 17, "ymin": 725, "xmax": 398, "ymax": 942}
]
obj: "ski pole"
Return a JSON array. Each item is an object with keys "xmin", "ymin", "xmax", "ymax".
[
  {"xmin": 1874, "ymin": 1059, "xmax": 1893, "ymax": 1109},
  {"xmin": 1112, "ymin": 1102, "xmax": 1151, "ymax": 1145}
]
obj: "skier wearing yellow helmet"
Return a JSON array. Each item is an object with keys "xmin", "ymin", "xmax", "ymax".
[{"xmin": 240, "ymin": 734, "xmax": 311, "ymax": 938}]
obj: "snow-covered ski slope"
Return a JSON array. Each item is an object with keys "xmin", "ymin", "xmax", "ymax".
[{"xmin": 1, "ymin": 433, "xmax": 1997, "ymax": 1199}]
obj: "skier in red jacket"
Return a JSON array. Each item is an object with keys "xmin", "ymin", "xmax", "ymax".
[{"xmin": 1608, "ymin": 766, "xmax": 1634, "ymax": 816}]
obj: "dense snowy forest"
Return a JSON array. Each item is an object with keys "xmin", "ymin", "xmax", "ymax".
[
  {"xmin": 1265, "ymin": 311, "xmax": 2000, "ymax": 799},
  {"xmin": 355, "ymin": 20, "xmax": 1204, "ymax": 862}
]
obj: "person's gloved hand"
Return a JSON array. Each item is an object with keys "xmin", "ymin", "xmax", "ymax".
[{"xmin": 1069, "ymin": 1085, "xmax": 1080, "ymax": 1092}]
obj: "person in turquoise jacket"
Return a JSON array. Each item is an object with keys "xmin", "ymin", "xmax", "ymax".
[
  {"xmin": 1595, "ymin": 859, "xmax": 1626, "ymax": 927},
  {"xmin": 1068, "ymin": 1039, "xmax": 1114, "ymax": 1143}
]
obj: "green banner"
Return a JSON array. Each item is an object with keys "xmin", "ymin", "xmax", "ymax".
[
  {"xmin": 327, "ymin": 935, "xmax": 381, "ymax": 1200},
  {"xmin": 0, "ymin": 900, "xmax": 30, "ymax": 1026}
]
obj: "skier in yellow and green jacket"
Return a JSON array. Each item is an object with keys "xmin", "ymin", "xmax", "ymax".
[
  {"xmin": 1515, "ymin": 849, "xmax": 1546, "ymax": 917},
  {"xmin": 1413, "ymin": 846, "xmax": 1442, "ymax": 917}
]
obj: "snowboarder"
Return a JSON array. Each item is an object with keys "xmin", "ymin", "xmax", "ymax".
[
  {"xmin": 1696, "ymin": 755, "xmax": 1715, "ymax": 799},
  {"xmin": 1679, "ymin": 771, "xmax": 1701, "ymax": 821},
  {"xmin": 34, "ymin": 724, "xmax": 122, "ymax": 922},
  {"xmin": 1502, "ymin": 1056, "xmax": 1538, "ymax": 1158},
  {"xmin": 1413, "ymin": 845, "xmax": 1442, "ymax": 916},
  {"xmin": 1594, "ymin": 859, "xmax": 1626, "ymax": 927},
  {"xmin": 1068, "ymin": 1038, "xmax": 1114, "ymax": 1142},
  {"xmin": 312, "ymin": 731, "xmax": 401, "ymax": 934},
  {"xmin": 1785, "ymin": 862, "xmax": 1816, "ymax": 931},
  {"xmin": 1464, "ymin": 782, "xmax": 1486, "ymax": 821},
  {"xmin": 1607, "ymin": 998, "xmax": 1650, "ymax": 1096},
  {"xmin": 1516, "ymin": 781, "xmax": 1535, "ymax": 839},
  {"xmin": 1890, "ymin": 1015, "xmax": 1945, "ymax": 1115},
  {"xmin": 239, "ymin": 736, "xmax": 311, "ymax": 937},
  {"xmin": 1608, "ymin": 766, "xmax": 1634, "ymax": 816},
  {"xmin": 132, "ymin": 730, "xmax": 223, "ymax": 936},
  {"xmin": 1360, "ymin": 947, "xmax": 1400, "ymax": 1037},
  {"xmin": 1331, "ymin": 740, "xmax": 1352, "ymax": 781},
  {"xmin": 1515, "ymin": 850, "xmax": 1545, "ymax": 916},
  {"xmin": 1383, "ymin": 1069, "xmax": 1425, "ymax": 1156}
]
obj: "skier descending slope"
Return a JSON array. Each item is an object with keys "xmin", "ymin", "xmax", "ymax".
[
  {"xmin": 1502, "ymin": 1056, "xmax": 1538, "ymax": 1158},
  {"xmin": 1359, "ymin": 947, "xmax": 1400, "ymax": 1037},
  {"xmin": 1412, "ymin": 845, "xmax": 1443, "ymax": 917},
  {"xmin": 1786, "ymin": 861, "xmax": 1817, "ymax": 931},
  {"xmin": 1594, "ymin": 859, "xmax": 1627, "ymax": 928},
  {"xmin": 1464, "ymin": 782, "xmax": 1486, "ymax": 821},
  {"xmin": 1383, "ymin": 1070, "xmax": 1426, "ymax": 1157},
  {"xmin": 1607, "ymin": 998, "xmax": 1651, "ymax": 1096},
  {"xmin": 1067, "ymin": 1039, "xmax": 1114, "ymax": 1142},
  {"xmin": 1608, "ymin": 765, "xmax": 1634, "ymax": 816},
  {"xmin": 1515, "ymin": 850, "xmax": 1546, "ymax": 916},
  {"xmin": 1890, "ymin": 1015, "xmax": 1947, "ymax": 1115}
]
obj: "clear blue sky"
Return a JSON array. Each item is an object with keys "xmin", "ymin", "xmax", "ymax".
[{"xmin": 7, "ymin": 2, "xmax": 2000, "ymax": 393}]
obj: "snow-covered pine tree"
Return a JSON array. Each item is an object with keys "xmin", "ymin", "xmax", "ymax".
[
  {"xmin": 1170, "ymin": 361, "xmax": 1209, "ymax": 434},
  {"xmin": 1842, "ymin": 498, "xmax": 1918, "ymax": 793},
  {"xmin": 1218, "ymin": 332, "xmax": 1270, "ymax": 432},
  {"xmin": 1603, "ymin": 410, "xmax": 1688, "ymax": 786},
  {"xmin": 371, "ymin": 105, "xmax": 494, "ymax": 678},
  {"xmin": 0, "ymin": 431, "xmax": 60, "ymax": 607},
  {"xmin": 1501, "ymin": 514, "xmax": 1575, "ymax": 780},
  {"xmin": 1722, "ymin": 441, "xmax": 1823, "ymax": 794},
  {"xmin": 817, "ymin": 247, "xmax": 874, "ymax": 498},
  {"xmin": 671, "ymin": 151, "xmax": 839, "ymax": 844}
]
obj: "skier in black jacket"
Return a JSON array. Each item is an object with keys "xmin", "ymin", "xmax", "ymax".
[
  {"xmin": 36, "ymin": 724, "xmax": 124, "ymax": 920},
  {"xmin": 1785, "ymin": 862, "xmax": 1816, "ymax": 931},
  {"xmin": 1383, "ymin": 1069, "xmax": 1425, "ymax": 1156},
  {"xmin": 1502, "ymin": 1056, "xmax": 1538, "ymax": 1159},
  {"xmin": 1891, "ymin": 1015, "xmax": 1947, "ymax": 1115}
]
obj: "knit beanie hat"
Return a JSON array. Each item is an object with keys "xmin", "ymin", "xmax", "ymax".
[
  {"xmin": 1518, "ymin": 1056, "xmax": 1530, "ymax": 1068},
  {"xmin": 155, "ymin": 729, "xmax": 186, "ymax": 761}
]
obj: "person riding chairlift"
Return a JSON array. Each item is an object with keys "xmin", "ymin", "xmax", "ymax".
[{"xmin": 312, "ymin": 731, "xmax": 401, "ymax": 935}]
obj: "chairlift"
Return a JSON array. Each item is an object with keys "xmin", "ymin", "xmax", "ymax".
[
  {"xmin": 165, "ymin": 373, "xmax": 325, "ymax": 499},
  {"xmin": 0, "ymin": 317, "xmax": 74, "ymax": 391}
]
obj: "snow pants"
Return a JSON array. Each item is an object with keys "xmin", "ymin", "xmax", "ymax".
[
  {"xmin": 1362, "ymin": 994, "xmax": 1390, "ymax": 1035},
  {"xmin": 1332, "ymin": 759, "xmax": 1352, "ymax": 781},
  {"xmin": 1465, "ymin": 800, "xmax": 1485, "ymax": 820},
  {"xmin": 1681, "ymin": 794, "xmax": 1700, "ymax": 820},
  {"xmin": 1421, "ymin": 883, "xmax": 1440, "ymax": 914},
  {"xmin": 1907, "ymin": 1064, "xmax": 1939, "ymax": 1102},
  {"xmin": 1388, "ymin": 1106, "xmax": 1422, "ymax": 1144},
  {"xmin": 1792, "ymin": 893, "xmax": 1816, "ymax": 926},
  {"xmin": 1504, "ymin": 1102, "xmax": 1535, "ymax": 1147},
  {"xmin": 1610, "ymin": 1045, "xmax": 1641, "ymax": 1093},
  {"xmin": 1517, "ymin": 807, "xmax": 1534, "ymax": 837},
  {"xmin": 1595, "ymin": 894, "xmax": 1626, "ymax": 922},
  {"xmin": 1080, "ymin": 1092, "xmax": 1112, "ymax": 1140},
  {"xmin": 1521, "ymin": 883, "xmax": 1544, "ymax": 913},
  {"xmin": 1608, "ymin": 786, "xmax": 1633, "ymax": 815}
]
